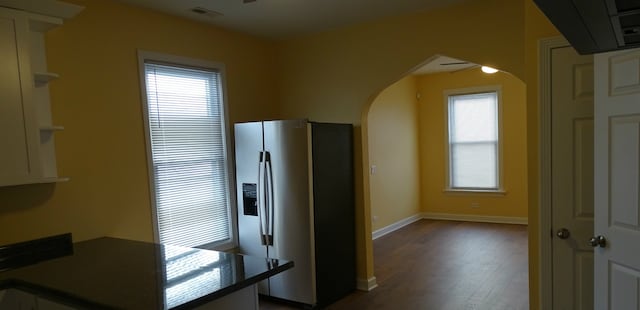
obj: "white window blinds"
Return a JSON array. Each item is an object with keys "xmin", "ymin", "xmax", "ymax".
[
  {"xmin": 143, "ymin": 62, "xmax": 231, "ymax": 248},
  {"xmin": 447, "ymin": 91, "xmax": 499, "ymax": 189}
]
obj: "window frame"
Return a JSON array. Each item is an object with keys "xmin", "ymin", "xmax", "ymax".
[
  {"xmin": 137, "ymin": 50, "xmax": 237, "ymax": 251},
  {"xmin": 443, "ymin": 85, "xmax": 504, "ymax": 194}
]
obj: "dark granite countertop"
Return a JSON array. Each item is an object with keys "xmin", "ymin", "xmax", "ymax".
[{"xmin": 0, "ymin": 237, "xmax": 293, "ymax": 309}]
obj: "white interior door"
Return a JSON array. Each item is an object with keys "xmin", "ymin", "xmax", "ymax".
[
  {"xmin": 594, "ymin": 48, "xmax": 640, "ymax": 310},
  {"xmin": 551, "ymin": 45, "xmax": 594, "ymax": 309}
]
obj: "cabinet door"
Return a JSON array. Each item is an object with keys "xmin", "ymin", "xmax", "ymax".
[
  {"xmin": 194, "ymin": 285, "xmax": 258, "ymax": 310},
  {"xmin": 0, "ymin": 289, "xmax": 37, "ymax": 310},
  {"xmin": 37, "ymin": 297, "xmax": 78, "ymax": 310},
  {"xmin": 0, "ymin": 8, "xmax": 40, "ymax": 186}
]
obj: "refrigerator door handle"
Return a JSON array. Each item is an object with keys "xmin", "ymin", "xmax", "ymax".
[
  {"xmin": 258, "ymin": 151, "xmax": 268, "ymax": 246},
  {"xmin": 265, "ymin": 151, "xmax": 275, "ymax": 246}
]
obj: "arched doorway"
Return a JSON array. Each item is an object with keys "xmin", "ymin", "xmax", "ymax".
[{"xmin": 354, "ymin": 54, "xmax": 529, "ymax": 308}]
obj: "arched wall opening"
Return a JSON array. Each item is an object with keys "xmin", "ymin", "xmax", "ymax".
[
  {"xmin": 276, "ymin": 1, "xmax": 561, "ymax": 307},
  {"xmin": 361, "ymin": 54, "xmax": 529, "ymax": 292}
]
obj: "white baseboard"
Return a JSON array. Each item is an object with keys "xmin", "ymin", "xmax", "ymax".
[
  {"xmin": 356, "ymin": 276, "xmax": 378, "ymax": 291},
  {"xmin": 372, "ymin": 213, "xmax": 423, "ymax": 240},
  {"xmin": 422, "ymin": 212, "xmax": 528, "ymax": 225},
  {"xmin": 371, "ymin": 212, "xmax": 527, "ymax": 241}
]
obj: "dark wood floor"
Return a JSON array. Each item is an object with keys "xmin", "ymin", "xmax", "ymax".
[{"xmin": 260, "ymin": 219, "xmax": 529, "ymax": 310}]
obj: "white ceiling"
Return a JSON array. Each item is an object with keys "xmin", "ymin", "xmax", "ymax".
[
  {"xmin": 116, "ymin": 0, "xmax": 467, "ymax": 39},
  {"xmin": 114, "ymin": 0, "xmax": 477, "ymax": 75}
]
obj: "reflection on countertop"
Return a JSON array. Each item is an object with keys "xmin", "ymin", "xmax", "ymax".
[{"xmin": 0, "ymin": 237, "xmax": 293, "ymax": 309}]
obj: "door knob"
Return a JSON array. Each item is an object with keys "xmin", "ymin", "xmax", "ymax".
[
  {"xmin": 556, "ymin": 228, "xmax": 570, "ymax": 239},
  {"xmin": 589, "ymin": 235, "xmax": 607, "ymax": 248}
]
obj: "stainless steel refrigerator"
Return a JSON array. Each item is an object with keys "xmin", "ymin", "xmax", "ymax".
[{"xmin": 234, "ymin": 119, "xmax": 355, "ymax": 307}]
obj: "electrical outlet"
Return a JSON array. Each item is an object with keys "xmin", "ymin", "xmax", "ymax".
[
  {"xmin": 470, "ymin": 202, "xmax": 480, "ymax": 208},
  {"xmin": 373, "ymin": 215, "xmax": 379, "ymax": 222},
  {"xmin": 370, "ymin": 165, "xmax": 377, "ymax": 175}
]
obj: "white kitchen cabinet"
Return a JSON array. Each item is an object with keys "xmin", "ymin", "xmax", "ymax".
[
  {"xmin": 0, "ymin": 4, "xmax": 80, "ymax": 187},
  {"xmin": 0, "ymin": 289, "xmax": 77, "ymax": 310},
  {"xmin": 0, "ymin": 8, "xmax": 41, "ymax": 186},
  {"xmin": 36, "ymin": 296, "xmax": 76, "ymax": 310},
  {"xmin": 0, "ymin": 289, "xmax": 37, "ymax": 309},
  {"xmin": 194, "ymin": 285, "xmax": 259, "ymax": 310}
]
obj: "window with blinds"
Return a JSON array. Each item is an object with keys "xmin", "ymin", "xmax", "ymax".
[
  {"xmin": 141, "ymin": 57, "xmax": 233, "ymax": 249},
  {"xmin": 446, "ymin": 90, "xmax": 501, "ymax": 190}
]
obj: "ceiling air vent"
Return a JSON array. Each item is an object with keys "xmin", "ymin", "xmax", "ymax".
[{"xmin": 190, "ymin": 7, "xmax": 223, "ymax": 18}]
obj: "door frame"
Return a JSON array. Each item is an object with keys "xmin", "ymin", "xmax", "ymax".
[{"xmin": 538, "ymin": 36, "xmax": 571, "ymax": 309}]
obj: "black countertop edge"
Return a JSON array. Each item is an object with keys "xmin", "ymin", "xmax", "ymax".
[
  {"xmin": 0, "ymin": 236, "xmax": 295, "ymax": 310},
  {"xmin": 0, "ymin": 278, "xmax": 114, "ymax": 310},
  {"xmin": 172, "ymin": 258, "xmax": 294, "ymax": 310},
  {"xmin": 0, "ymin": 233, "xmax": 73, "ymax": 272},
  {"xmin": 0, "ymin": 256, "xmax": 295, "ymax": 310}
]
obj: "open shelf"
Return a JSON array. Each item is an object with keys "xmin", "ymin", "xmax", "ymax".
[
  {"xmin": 28, "ymin": 14, "xmax": 62, "ymax": 32},
  {"xmin": 39, "ymin": 125, "xmax": 64, "ymax": 131},
  {"xmin": 34, "ymin": 72, "xmax": 60, "ymax": 85},
  {"xmin": 37, "ymin": 177, "xmax": 70, "ymax": 184}
]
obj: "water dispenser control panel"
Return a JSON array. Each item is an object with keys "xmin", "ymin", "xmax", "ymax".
[{"xmin": 242, "ymin": 183, "xmax": 258, "ymax": 216}]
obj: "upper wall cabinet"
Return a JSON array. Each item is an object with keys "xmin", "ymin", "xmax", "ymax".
[
  {"xmin": 534, "ymin": 0, "xmax": 640, "ymax": 55},
  {"xmin": 0, "ymin": 2, "xmax": 82, "ymax": 187}
]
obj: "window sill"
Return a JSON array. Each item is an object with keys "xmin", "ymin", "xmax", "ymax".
[
  {"xmin": 443, "ymin": 189, "xmax": 507, "ymax": 196},
  {"xmin": 196, "ymin": 239, "xmax": 238, "ymax": 252}
]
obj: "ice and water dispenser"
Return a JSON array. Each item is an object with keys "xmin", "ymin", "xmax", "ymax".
[{"xmin": 242, "ymin": 183, "xmax": 258, "ymax": 216}]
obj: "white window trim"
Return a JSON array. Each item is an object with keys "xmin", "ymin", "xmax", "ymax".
[
  {"xmin": 443, "ymin": 85, "xmax": 504, "ymax": 193},
  {"xmin": 137, "ymin": 50, "xmax": 237, "ymax": 251},
  {"xmin": 442, "ymin": 188, "xmax": 507, "ymax": 196}
]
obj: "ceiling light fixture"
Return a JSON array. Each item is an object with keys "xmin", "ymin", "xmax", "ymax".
[{"xmin": 481, "ymin": 66, "xmax": 498, "ymax": 74}]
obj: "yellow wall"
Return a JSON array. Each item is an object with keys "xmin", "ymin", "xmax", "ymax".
[
  {"xmin": 417, "ymin": 68, "xmax": 528, "ymax": 219},
  {"xmin": 367, "ymin": 76, "xmax": 421, "ymax": 231},
  {"xmin": 277, "ymin": 0, "xmax": 526, "ymax": 286},
  {"xmin": 0, "ymin": 0, "xmax": 278, "ymax": 245},
  {"xmin": 0, "ymin": 0, "xmax": 563, "ymax": 307}
]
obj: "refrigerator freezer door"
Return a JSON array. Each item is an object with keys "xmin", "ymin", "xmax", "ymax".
[
  {"xmin": 263, "ymin": 120, "xmax": 316, "ymax": 305},
  {"xmin": 234, "ymin": 121, "xmax": 269, "ymax": 294}
]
